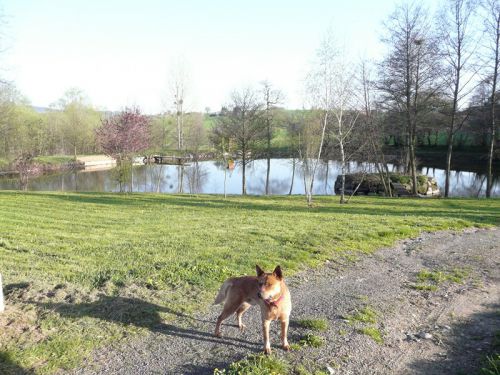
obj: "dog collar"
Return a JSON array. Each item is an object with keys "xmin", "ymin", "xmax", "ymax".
[{"xmin": 264, "ymin": 293, "xmax": 284, "ymax": 308}]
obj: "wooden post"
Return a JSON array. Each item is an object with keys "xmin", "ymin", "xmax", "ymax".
[{"xmin": 0, "ymin": 273, "xmax": 4, "ymax": 312}]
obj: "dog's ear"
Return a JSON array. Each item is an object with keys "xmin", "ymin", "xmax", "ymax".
[
  {"xmin": 273, "ymin": 265, "xmax": 283, "ymax": 280},
  {"xmin": 256, "ymin": 265, "xmax": 265, "ymax": 277}
]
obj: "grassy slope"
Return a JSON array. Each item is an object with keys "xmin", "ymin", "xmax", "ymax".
[
  {"xmin": 32, "ymin": 156, "xmax": 75, "ymax": 165},
  {"xmin": 0, "ymin": 192, "xmax": 498, "ymax": 374}
]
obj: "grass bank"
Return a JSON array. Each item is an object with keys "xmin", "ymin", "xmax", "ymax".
[
  {"xmin": 0, "ymin": 192, "xmax": 498, "ymax": 374},
  {"xmin": 0, "ymin": 156, "xmax": 76, "ymax": 171}
]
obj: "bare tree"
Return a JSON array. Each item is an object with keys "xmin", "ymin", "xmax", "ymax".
[
  {"xmin": 168, "ymin": 58, "xmax": 189, "ymax": 151},
  {"xmin": 330, "ymin": 54, "xmax": 361, "ymax": 203},
  {"xmin": 13, "ymin": 152, "xmax": 33, "ymax": 191},
  {"xmin": 438, "ymin": 0, "xmax": 478, "ymax": 197},
  {"xmin": 360, "ymin": 60, "xmax": 393, "ymax": 196},
  {"xmin": 213, "ymin": 88, "xmax": 263, "ymax": 195},
  {"xmin": 210, "ymin": 126, "xmax": 232, "ymax": 198},
  {"xmin": 285, "ymin": 111, "xmax": 303, "ymax": 195},
  {"xmin": 482, "ymin": 0, "xmax": 500, "ymax": 197},
  {"xmin": 184, "ymin": 113, "xmax": 206, "ymax": 159},
  {"xmin": 260, "ymin": 81, "xmax": 283, "ymax": 195},
  {"xmin": 378, "ymin": 2, "xmax": 443, "ymax": 195},
  {"xmin": 303, "ymin": 33, "xmax": 337, "ymax": 206}
]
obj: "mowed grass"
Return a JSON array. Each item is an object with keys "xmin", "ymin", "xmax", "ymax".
[{"xmin": 0, "ymin": 192, "xmax": 498, "ymax": 374}]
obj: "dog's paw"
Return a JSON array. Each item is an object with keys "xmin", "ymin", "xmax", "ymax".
[
  {"xmin": 282, "ymin": 344, "xmax": 290, "ymax": 351},
  {"xmin": 238, "ymin": 323, "xmax": 246, "ymax": 332},
  {"xmin": 215, "ymin": 331, "xmax": 222, "ymax": 338},
  {"xmin": 263, "ymin": 347, "xmax": 272, "ymax": 355}
]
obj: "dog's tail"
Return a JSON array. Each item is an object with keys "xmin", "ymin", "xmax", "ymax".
[{"xmin": 213, "ymin": 279, "xmax": 232, "ymax": 305}]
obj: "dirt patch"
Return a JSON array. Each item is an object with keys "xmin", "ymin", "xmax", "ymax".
[{"xmin": 71, "ymin": 228, "xmax": 500, "ymax": 374}]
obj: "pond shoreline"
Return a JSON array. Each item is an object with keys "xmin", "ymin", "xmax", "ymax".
[
  {"xmin": 0, "ymin": 160, "xmax": 84, "ymax": 179},
  {"xmin": 0, "ymin": 158, "xmax": 497, "ymax": 197},
  {"xmin": 1, "ymin": 149, "xmax": 498, "ymax": 176}
]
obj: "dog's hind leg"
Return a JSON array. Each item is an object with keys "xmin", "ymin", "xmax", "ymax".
[
  {"xmin": 235, "ymin": 302, "xmax": 251, "ymax": 331},
  {"xmin": 215, "ymin": 298, "xmax": 242, "ymax": 337}
]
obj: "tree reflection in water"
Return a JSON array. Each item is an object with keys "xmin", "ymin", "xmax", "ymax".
[{"xmin": 0, "ymin": 158, "xmax": 498, "ymax": 197}]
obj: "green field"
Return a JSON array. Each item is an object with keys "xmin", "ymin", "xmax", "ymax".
[
  {"xmin": 0, "ymin": 192, "xmax": 498, "ymax": 374},
  {"xmin": 32, "ymin": 155, "xmax": 75, "ymax": 165}
]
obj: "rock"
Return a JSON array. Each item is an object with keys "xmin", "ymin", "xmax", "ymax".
[{"xmin": 417, "ymin": 332, "xmax": 433, "ymax": 340}]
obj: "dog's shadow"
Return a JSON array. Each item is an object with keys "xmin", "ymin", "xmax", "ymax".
[{"xmin": 32, "ymin": 295, "xmax": 260, "ymax": 350}]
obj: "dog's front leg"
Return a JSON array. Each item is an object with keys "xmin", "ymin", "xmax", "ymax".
[
  {"xmin": 280, "ymin": 318, "xmax": 290, "ymax": 350},
  {"xmin": 262, "ymin": 318, "xmax": 272, "ymax": 354}
]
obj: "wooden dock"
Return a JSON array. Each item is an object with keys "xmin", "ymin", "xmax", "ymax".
[{"xmin": 144, "ymin": 155, "xmax": 191, "ymax": 166}]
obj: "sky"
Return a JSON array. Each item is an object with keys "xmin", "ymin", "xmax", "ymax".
[{"xmin": 1, "ymin": 0, "xmax": 435, "ymax": 114}]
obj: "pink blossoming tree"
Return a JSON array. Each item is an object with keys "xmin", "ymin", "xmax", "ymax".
[{"xmin": 96, "ymin": 107, "xmax": 151, "ymax": 191}]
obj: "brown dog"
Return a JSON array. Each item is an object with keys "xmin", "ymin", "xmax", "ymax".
[{"xmin": 214, "ymin": 265, "xmax": 292, "ymax": 354}]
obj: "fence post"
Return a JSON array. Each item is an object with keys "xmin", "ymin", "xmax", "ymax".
[{"xmin": 0, "ymin": 273, "xmax": 4, "ymax": 312}]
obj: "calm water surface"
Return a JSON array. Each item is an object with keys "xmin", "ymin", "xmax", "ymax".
[{"xmin": 0, "ymin": 159, "xmax": 498, "ymax": 197}]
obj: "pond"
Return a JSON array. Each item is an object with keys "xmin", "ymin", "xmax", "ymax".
[{"xmin": 0, "ymin": 158, "xmax": 498, "ymax": 197}]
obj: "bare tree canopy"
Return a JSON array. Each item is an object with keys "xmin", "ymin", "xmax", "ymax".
[
  {"xmin": 438, "ymin": 0, "xmax": 479, "ymax": 197},
  {"xmin": 302, "ymin": 32, "xmax": 338, "ymax": 206},
  {"xmin": 212, "ymin": 87, "xmax": 263, "ymax": 195},
  {"xmin": 261, "ymin": 80, "xmax": 283, "ymax": 195},
  {"xmin": 481, "ymin": 0, "xmax": 500, "ymax": 197},
  {"xmin": 378, "ymin": 1, "xmax": 443, "ymax": 195},
  {"xmin": 168, "ymin": 57, "xmax": 190, "ymax": 151}
]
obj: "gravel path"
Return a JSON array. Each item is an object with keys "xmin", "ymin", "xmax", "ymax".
[{"xmin": 74, "ymin": 227, "xmax": 500, "ymax": 375}]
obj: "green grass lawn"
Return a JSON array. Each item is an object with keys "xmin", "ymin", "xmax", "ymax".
[
  {"xmin": 0, "ymin": 192, "xmax": 498, "ymax": 374},
  {"xmin": 33, "ymin": 155, "xmax": 75, "ymax": 165}
]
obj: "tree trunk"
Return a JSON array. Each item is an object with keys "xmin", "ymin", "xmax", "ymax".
[
  {"xmin": 180, "ymin": 103, "xmax": 184, "ymax": 150},
  {"xmin": 340, "ymin": 160, "xmax": 346, "ymax": 204},
  {"xmin": 177, "ymin": 113, "xmax": 181, "ymax": 150},
  {"xmin": 156, "ymin": 165, "xmax": 163, "ymax": 193},
  {"xmin": 130, "ymin": 162, "xmax": 134, "ymax": 193},
  {"xmin": 487, "ymin": 125, "xmax": 496, "ymax": 197},
  {"xmin": 339, "ymin": 124, "xmax": 346, "ymax": 204},
  {"xmin": 242, "ymin": 150, "xmax": 246, "ymax": 195},
  {"xmin": 324, "ymin": 161, "xmax": 329, "ymax": 193},
  {"xmin": 409, "ymin": 141, "xmax": 418, "ymax": 195},
  {"xmin": 303, "ymin": 160, "xmax": 312, "ymax": 206},
  {"xmin": 265, "ymin": 153, "xmax": 271, "ymax": 195},
  {"xmin": 178, "ymin": 165, "xmax": 184, "ymax": 193},
  {"xmin": 224, "ymin": 167, "xmax": 227, "ymax": 198},
  {"xmin": 265, "ymin": 128, "xmax": 271, "ymax": 195},
  {"xmin": 444, "ymin": 136, "xmax": 453, "ymax": 197},
  {"xmin": 288, "ymin": 158, "xmax": 295, "ymax": 195},
  {"xmin": 445, "ymin": 38, "xmax": 461, "ymax": 197},
  {"xmin": 307, "ymin": 111, "xmax": 329, "ymax": 204},
  {"xmin": 487, "ymin": 13, "xmax": 499, "ymax": 197}
]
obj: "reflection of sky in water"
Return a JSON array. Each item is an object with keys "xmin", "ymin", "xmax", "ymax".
[{"xmin": 0, "ymin": 158, "xmax": 498, "ymax": 197}]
